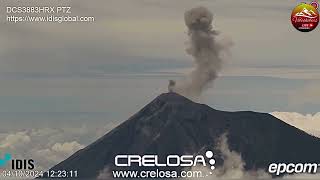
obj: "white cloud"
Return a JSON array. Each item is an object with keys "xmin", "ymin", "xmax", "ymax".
[
  {"xmin": 52, "ymin": 141, "xmax": 84, "ymax": 154},
  {"xmin": 0, "ymin": 131, "xmax": 31, "ymax": 149},
  {"xmin": 0, "ymin": 123, "xmax": 117, "ymax": 171},
  {"xmin": 31, "ymin": 141, "xmax": 85, "ymax": 171},
  {"xmin": 187, "ymin": 133, "xmax": 270, "ymax": 180},
  {"xmin": 271, "ymin": 112, "xmax": 320, "ymax": 137}
]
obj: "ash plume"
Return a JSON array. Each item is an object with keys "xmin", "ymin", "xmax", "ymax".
[{"xmin": 171, "ymin": 7, "xmax": 232, "ymax": 99}]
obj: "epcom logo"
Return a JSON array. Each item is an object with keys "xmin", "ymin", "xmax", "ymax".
[{"xmin": 0, "ymin": 152, "xmax": 35, "ymax": 170}]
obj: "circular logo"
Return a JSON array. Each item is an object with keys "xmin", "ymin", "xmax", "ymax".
[
  {"xmin": 310, "ymin": 1, "xmax": 319, "ymax": 9},
  {"xmin": 291, "ymin": 3, "xmax": 319, "ymax": 32}
]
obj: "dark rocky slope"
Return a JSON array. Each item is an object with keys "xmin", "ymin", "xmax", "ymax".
[{"xmin": 45, "ymin": 93, "xmax": 320, "ymax": 178}]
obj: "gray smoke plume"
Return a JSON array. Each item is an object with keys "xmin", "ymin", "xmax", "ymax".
[
  {"xmin": 171, "ymin": 7, "xmax": 232, "ymax": 99},
  {"xmin": 188, "ymin": 133, "xmax": 270, "ymax": 180}
]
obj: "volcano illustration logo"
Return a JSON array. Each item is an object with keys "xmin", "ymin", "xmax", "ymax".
[
  {"xmin": 295, "ymin": 7, "xmax": 317, "ymax": 18},
  {"xmin": 291, "ymin": 3, "xmax": 319, "ymax": 32}
]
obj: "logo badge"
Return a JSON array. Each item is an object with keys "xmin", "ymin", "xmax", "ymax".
[
  {"xmin": 291, "ymin": 2, "xmax": 319, "ymax": 32},
  {"xmin": 0, "ymin": 153, "xmax": 12, "ymax": 167}
]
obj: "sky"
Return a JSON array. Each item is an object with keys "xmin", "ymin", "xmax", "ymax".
[{"xmin": 0, "ymin": 0, "xmax": 319, "ymax": 171}]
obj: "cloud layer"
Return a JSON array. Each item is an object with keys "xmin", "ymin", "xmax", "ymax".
[
  {"xmin": 271, "ymin": 111, "xmax": 320, "ymax": 137},
  {"xmin": 0, "ymin": 123, "xmax": 117, "ymax": 171}
]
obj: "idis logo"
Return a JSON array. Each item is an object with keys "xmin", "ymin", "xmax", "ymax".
[
  {"xmin": 0, "ymin": 153, "xmax": 12, "ymax": 167},
  {"xmin": 0, "ymin": 152, "xmax": 35, "ymax": 170},
  {"xmin": 11, "ymin": 159, "xmax": 35, "ymax": 170}
]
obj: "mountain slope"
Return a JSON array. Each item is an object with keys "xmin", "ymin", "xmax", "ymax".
[{"xmin": 45, "ymin": 93, "xmax": 320, "ymax": 178}]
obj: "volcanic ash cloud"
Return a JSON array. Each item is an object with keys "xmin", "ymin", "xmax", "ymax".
[{"xmin": 171, "ymin": 7, "xmax": 232, "ymax": 99}]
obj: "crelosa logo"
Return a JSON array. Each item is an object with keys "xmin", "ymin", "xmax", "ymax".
[
  {"xmin": 115, "ymin": 151, "xmax": 216, "ymax": 170},
  {"xmin": 0, "ymin": 152, "xmax": 35, "ymax": 170}
]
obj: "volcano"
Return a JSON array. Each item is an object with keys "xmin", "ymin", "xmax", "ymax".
[{"xmin": 44, "ymin": 93, "xmax": 320, "ymax": 179}]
